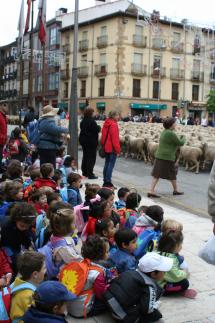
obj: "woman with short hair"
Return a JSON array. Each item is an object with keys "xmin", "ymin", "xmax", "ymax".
[
  {"xmin": 148, "ymin": 117, "xmax": 186, "ymax": 198},
  {"xmin": 79, "ymin": 107, "xmax": 101, "ymax": 179}
]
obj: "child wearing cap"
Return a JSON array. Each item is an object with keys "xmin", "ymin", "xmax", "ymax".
[
  {"xmin": 23, "ymin": 281, "xmax": 76, "ymax": 323},
  {"xmin": 105, "ymin": 252, "xmax": 173, "ymax": 323}
]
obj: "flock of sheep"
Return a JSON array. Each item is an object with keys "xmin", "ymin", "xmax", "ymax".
[{"xmin": 97, "ymin": 121, "xmax": 215, "ymax": 174}]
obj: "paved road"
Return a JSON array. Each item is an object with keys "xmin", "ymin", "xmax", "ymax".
[{"xmin": 93, "ymin": 154, "xmax": 211, "ymax": 218}]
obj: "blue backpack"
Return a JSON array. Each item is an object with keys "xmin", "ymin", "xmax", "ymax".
[
  {"xmin": 27, "ymin": 119, "xmax": 40, "ymax": 145},
  {"xmin": 60, "ymin": 187, "xmax": 76, "ymax": 203},
  {"xmin": 0, "ymin": 282, "xmax": 36, "ymax": 323},
  {"xmin": 134, "ymin": 229, "xmax": 161, "ymax": 259},
  {"xmin": 38, "ymin": 239, "xmax": 68, "ymax": 279},
  {"xmin": 0, "ymin": 202, "xmax": 11, "ymax": 226},
  {"xmin": 35, "ymin": 212, "xmax": 48, "ymax": 249}
]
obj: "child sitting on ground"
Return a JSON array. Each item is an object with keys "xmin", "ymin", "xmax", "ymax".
[
  {"xmin": 114, "ymin": 187, "xmax": 130, "ymax": 210},
  {"xmin": 157, "ymin": 230, "xmax": 196, "ymax": 298},
  {"xmin": 82, "ymin": 199, "xmax": 112, "ymax": 240},
  {"xmin": 39, "ymin": 202, "xmax": 82, "ymax": 279},
  {"xmin": 105, "ymin": 252, "xmax": 173, "ymax": 323},
  {"xmin": 56, "ymin": 146, "xmax": 66, "ymax": 170},
  {"xmin": 124, "ymin": 192, "xmax": 141, "ymax": 229},
  {"xmin": 30, "ymin": 188, "xmax": 48, "ymax": 215},
  {"xmin": 66, "ymin": 173, "xmax": 82, "ymax": 207},
  {"xmin": 60, "ymin": 155, "xmax": 77, "ymax": 186},
  {"xmin": 3, "ymin": 159, "xmax": 23, "ymax": 182},
  {"xmin": 23, "ymin": 281, "xmax": 76, "ymax": 323},
  {"xmin": 34, "ymin": 163, "xmax": 57, "ymax": 191},
  {"xmin": 1, "ymin": 203, "xmax": 36, "ymax": 272},
  {"xmin": 0, "ymin": 181, "xmax": 24, "ymax": 225},
  {"xmin": 8, "ymin": 127, "xmax": 29, "ymax": 162},
  {"xmin": 133, "ymin": 205, "xmax": 164, "ymax": 235},
  {"xmin": 95, "ymin": 218, "xmax": 117, "ymax": 251},
  {"xmin": 161, "ymin": 219, "xmax": 188, "ymax": 270},
  {"xmin": 82, "ymin": 183, "xmax": 101, "ymax": 222},
  {"xmin": 62, "ymin": 235, "xmax": 109, "ymax": 318},
  {"xmin": 109, "ymin": 228, "xmax": 138, "ymax": 273},
  {"xmin": 98, "ymin": 188, "xmax": 120, "ymax": 226},
  {"xmin": 10, "ymin": 251, "xmax": 46, "ymax": 322}
]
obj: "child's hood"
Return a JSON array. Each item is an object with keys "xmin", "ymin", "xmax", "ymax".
[{"xmin": 13, "ymin": 276, "xmax": 29, "ymax": 288}]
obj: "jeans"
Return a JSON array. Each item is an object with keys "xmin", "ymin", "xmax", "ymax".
[{"xmin": 103, "ymin": 153, "xmax": 117, "ymax": 184}]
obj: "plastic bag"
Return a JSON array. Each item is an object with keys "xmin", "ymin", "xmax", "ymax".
[{"xmin": 199, "ymin": 236, "xmax": 215, "ymax": 265}]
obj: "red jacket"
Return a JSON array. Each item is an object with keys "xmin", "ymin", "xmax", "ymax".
[
  {"xmin": 34, "ymin": 178, "xmax": 57, "ymax": 191},
  {"xmin": 0, "ymin": 111, "xmax": 7, "ymax": 145},
  {"xmin": 0, "ymin": 249, "xmax": 12, "ymax": 278},
  {"xmin": 101, "ymin": 118, "xmax": 120, "ymax": 155}
]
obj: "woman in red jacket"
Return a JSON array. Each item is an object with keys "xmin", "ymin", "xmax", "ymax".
[
  {"xmin": 101, "ymin": 111, "xmax": 120, "ymax": 186},
  {"xmin": 0, "ymin": 101, "xmax": 8, "ymax": 173}
]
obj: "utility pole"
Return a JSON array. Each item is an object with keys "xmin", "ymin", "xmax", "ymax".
[
  {"xmin": 68, "ymin": 0, "xmax": 79, "ymax": 165},
  {"xmin": 28, "ymin": 0, "xmax": 35, "ymax": 106}
]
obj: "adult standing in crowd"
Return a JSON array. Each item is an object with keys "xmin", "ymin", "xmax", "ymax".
[
  {"xmin": 148, "ymin": 117, "xmax": 186, "ymax": 198},
  {"xmin": 101, "ymin": 110, "xmax": 120, "ymax": 186},
  {"xmin": 38, "ymin": 105, "xmax": 68, "ymax": 168},
  {"xmin": 79, "ymin": 107, "xmax": 101, "ymax": 179},
  {"xmin": 23, "ymin": 107, "xmax": 36, "ymax": 128},
  {"xmin": 0, "ymin": 101, "xmax": 8, "ymax": 172}
]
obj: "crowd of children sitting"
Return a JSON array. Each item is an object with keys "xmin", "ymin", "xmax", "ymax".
[{"xmin": 0, "ymin": 133, "xmax": 197, "ymax": 323}]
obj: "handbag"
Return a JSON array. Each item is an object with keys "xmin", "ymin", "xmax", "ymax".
[{"xmin": 99, "ymin": 126, "xmax": 110, "ymax": 158}]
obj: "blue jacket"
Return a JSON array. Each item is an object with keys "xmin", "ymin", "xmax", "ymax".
[
  {"xmin": 109, "ymin": 248, "xmax": 138, "ymax": 273},
  {"xmin": 23, "ymin": 307, "xmax": 67, "ymax": 323},
  {"xmin": 38, "ymin": 117, "xmax": 68, "ymax": 150},
  {"xmin": 114, "ymin": 199, "xmax": 126, "ymax": 210},
  {"xmin": 68, "ymin": 187, "xmax": 82, "ymax": 207}
]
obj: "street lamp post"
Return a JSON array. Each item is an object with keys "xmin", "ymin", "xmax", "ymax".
[{"xmin": 68, "ymin": 0, "xmax": 79, "ymax": 165}]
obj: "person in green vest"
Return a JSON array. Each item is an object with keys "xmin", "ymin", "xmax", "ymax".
[{"xmin": 148, "ymin": 117, "xmax": 186, "ymax": 198}]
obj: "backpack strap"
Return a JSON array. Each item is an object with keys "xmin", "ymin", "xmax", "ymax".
[{"xmin": 11, "ymin": 282, "xmax": 36, "ymax": 294}]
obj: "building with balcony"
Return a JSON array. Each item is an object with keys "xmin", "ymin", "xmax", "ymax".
[{"xmin": 0, "ymin": 41, "xmax": 18, "ymax": 114}]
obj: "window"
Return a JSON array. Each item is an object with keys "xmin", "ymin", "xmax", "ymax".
[
  {"xmin": 172, "ymin": 83, "xmax": 179, "ymax": 100},
  {"xmin": 135, "ymin": 25, "xmax": 143, "ymax": 36},
  {"xmin": 101, "ymin": 26, "xmax": 107, "ymax": 35},
  {"xmin": 172, "ymin": 58, "xmax": 180, "ymax": 70},
  {"xmin": 193, "ymin": 59, "xmax": 200, "ymax": 72},
  {"xmin": 133, "ymin": 79, "xmax": 141, "ymax": 97},
  {"xmin": 153, "ymin": 81, "xmax": 159, "ymax": 99},
  {"xmin": 100, "ymin": 53, "xmax": 106, "ymax": 65},
  {"xmin": 82, "ymin": 31, "xmax": 88, "ymax": 40},
  {"xmin": 99, "ymin": 78, "xmax": 105, "ymax": 97},
  {"xmin": 173, "ymin": 32, "xmax": 180, "ymax": 42},
  {"xmin": 134, "ymin": 53, "xmax": 142, "ymax": 65},
  {"xmin": 211, "ymin": 63, "xmax": 215, "ymax": 79},
  {"xmin": 194, "ymin": 34, "xmax": 200, "ymax": 54},
  {"xmin": 48, "ymin": 72, "xmax": 59, "ymax": 90},
  {"xmin": 37, "ymin": 76, "xmax": 42, "ymax": 92},
  {"xmin": 192, "ymin": 85, "xmax": 199, "ymax": 101},
  {"xmin": 81, "ymin": 54, "xmax": 87, "ymax": 66},
  {"xmin": 80, "ymin": 80, "xmax": 86, "ymax": 97},
  {"xmin": 153, "ymin": 55, "xmax": 161, "ymax": 69},
  {"xmin": 50, "ymin": 28, "xmax": 59, "ymax": 46}
]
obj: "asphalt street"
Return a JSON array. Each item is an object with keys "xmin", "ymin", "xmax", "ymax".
[{"xmin": 93, "ymin": 154, "xmax": 211, "ymax": 218}]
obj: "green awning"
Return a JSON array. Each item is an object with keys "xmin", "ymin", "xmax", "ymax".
[
  {"xmin": 130, "ymin": 103, "xmax": 167, "ymax": 110},
  {"xmin": 96, "ymin": 102, "xmax": 106, "ymax": 109},
  {"xmin": 57, "ymin": 102, "xmax": 68, "ymax": 109},
  {"xmin": 79, "ymin": 103, "xmax": 86, "ymax": 110}
]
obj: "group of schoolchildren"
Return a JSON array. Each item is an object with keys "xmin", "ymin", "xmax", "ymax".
[{"xmin": 0, "ymin": 145, "xmax": 197, "ymax": 323}]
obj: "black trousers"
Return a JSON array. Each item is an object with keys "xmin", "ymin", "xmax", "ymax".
[
  {"xmin": 81, "ymin": 145, "xmax": 97, "ymax": 177},
  {"xmin": 39, "ymin": 148, "xmax": 56, "ymax": 168}
]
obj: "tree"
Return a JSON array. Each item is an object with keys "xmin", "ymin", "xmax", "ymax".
[{"xmin": 206, "ymin": 90, "xmax": 215, "ymax": 113}]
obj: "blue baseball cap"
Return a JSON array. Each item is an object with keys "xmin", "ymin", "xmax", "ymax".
[{"xmin": 36, "ymin": 281, "xmax": 76, "ymax": 303}]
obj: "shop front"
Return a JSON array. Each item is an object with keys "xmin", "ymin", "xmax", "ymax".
[{"xmin": 129, "ymin": 103, "xmax": 167, "ymax": 116}]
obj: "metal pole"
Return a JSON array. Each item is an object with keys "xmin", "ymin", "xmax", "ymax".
[
  {"xmin": 68, "ymin": 0, "xmax": 79, "ymax": 166},
  {"xmin": 28, "ymin": 0, "xmax": 35, "ymax": 106}
]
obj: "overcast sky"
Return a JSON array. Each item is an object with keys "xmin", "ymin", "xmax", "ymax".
[{"xmin": 0, "ymin": 0, "xmax": 215, "ymax": 46}]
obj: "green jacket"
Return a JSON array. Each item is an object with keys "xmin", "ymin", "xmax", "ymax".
[
  {"xmin": 155, "ymin": 129, "xmax": 186, "ymax": 161},
  {"xmin": 157, "ymin": 252, "xmax": 188, "ymax": 287}
]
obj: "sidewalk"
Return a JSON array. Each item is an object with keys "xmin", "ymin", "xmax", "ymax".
[{"xmin": 66, "ymin": 175, "xmax": 215, "ymax": 323}]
